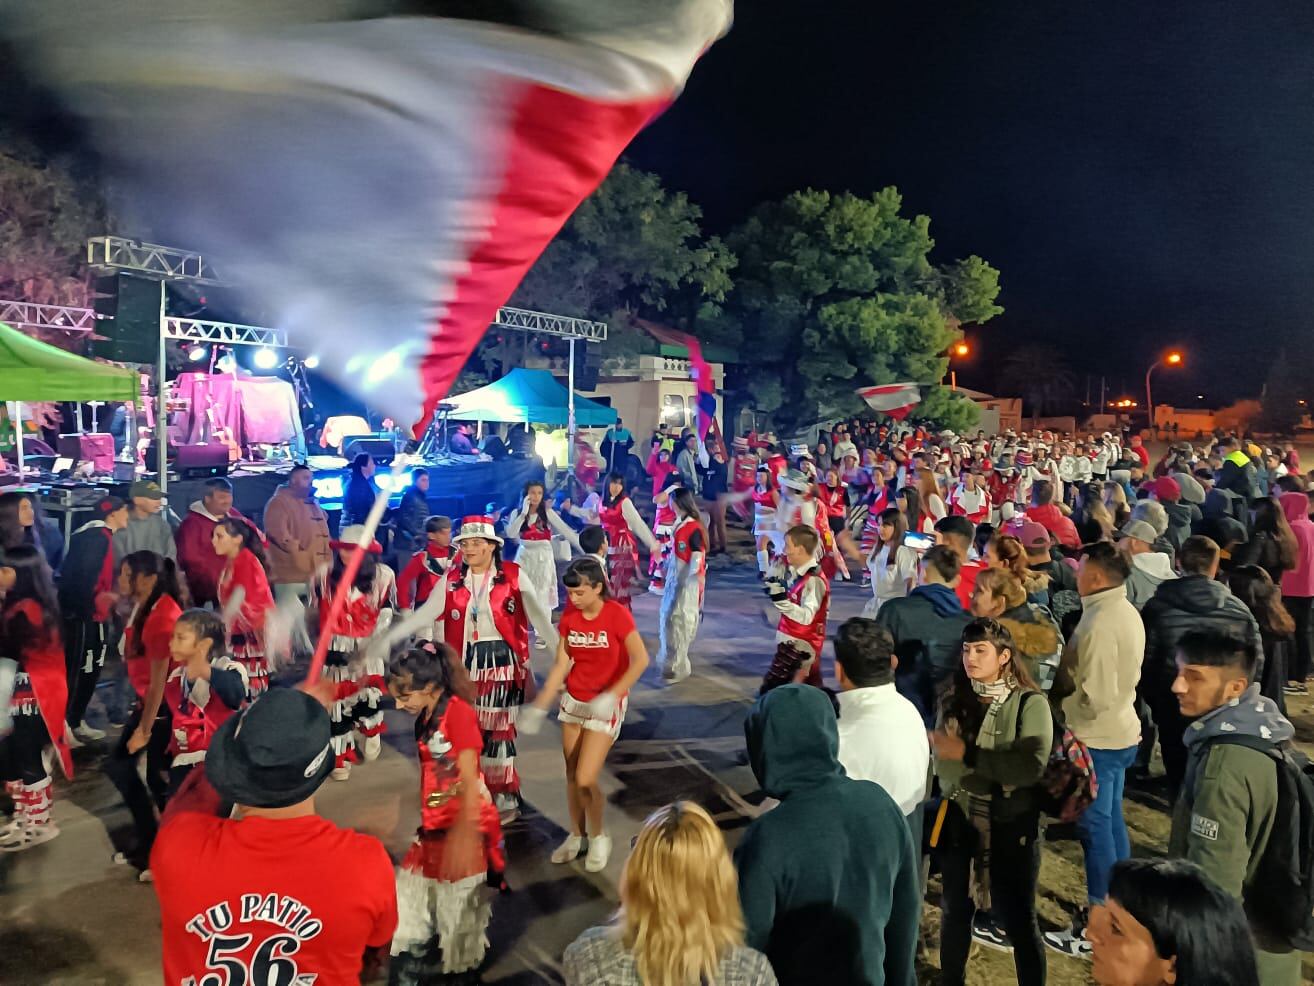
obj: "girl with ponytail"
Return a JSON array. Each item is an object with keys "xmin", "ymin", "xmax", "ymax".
[
  {"xmin": 212, "ymin": 517, "xmax": 275, "ymax": 696},
  {"xmin": 105, "ymin": 550, "xmax": 190, "ymax": 875}
]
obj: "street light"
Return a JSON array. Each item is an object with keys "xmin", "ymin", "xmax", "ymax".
[
  {"xmin": 1145, "ymin": 350, "xmax": 1184, "ymax": 435},
  {"xmin": 947, "ymin": 340, "xmax": 971, "ymax": 391}
]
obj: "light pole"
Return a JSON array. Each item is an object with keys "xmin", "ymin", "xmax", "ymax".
[{"xmin": 1145, "ymin": 350, "xmax": 1183, "ymax": 436}]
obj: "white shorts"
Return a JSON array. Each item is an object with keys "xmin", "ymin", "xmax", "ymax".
[{"xmin": 558, "ymin": 689, "xmax": 628, "ymax": 741}]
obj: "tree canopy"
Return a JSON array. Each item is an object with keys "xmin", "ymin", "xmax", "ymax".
[
  {"xmin": 1000, "ymin": 344, "xmax": 1078, "ymax": 419},
  {"xmin": 708, "ymin": 187, "xmax": 1000, "ymax": 435}
]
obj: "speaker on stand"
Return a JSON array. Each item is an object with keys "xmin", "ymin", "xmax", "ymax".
[{"xmin": 93, "ymin": 273, "xmax": 162, "ymax": 364}]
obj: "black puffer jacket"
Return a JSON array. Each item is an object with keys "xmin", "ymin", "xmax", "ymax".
[
  {"xmin": 1141, "ymin": 574, "xmax": 1263, "ymax": 682},
  {"xmin": 1161, "ymin": 500, "xmax": 1199, "ymax": 552}
]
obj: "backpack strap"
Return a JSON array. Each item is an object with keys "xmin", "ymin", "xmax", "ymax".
[{"xmin": 1208, "ymin": 734, "xmax": 1283, "ymax": 760}]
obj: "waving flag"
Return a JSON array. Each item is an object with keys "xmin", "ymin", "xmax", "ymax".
[
  {"xmin": 637, "ymin": 321, "xmax": 718, "ymax": 440},
  {"xmin": 857, "ymin": 382, "xmax": 922, "ymax": 420},
  {"xmin": 6, "ymin": 1, "xmax": 733, "ymax": 432}
]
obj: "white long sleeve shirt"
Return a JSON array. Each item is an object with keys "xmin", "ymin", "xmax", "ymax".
[{"xmin": 836, "ymin": 684, "xmax": 931, "ymax": 817}]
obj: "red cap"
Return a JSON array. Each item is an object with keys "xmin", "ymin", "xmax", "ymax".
[{"xmin": 1150, "ymin": 476, "xmax": 1182, "ymax": 503}]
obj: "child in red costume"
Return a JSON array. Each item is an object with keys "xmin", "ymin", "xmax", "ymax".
[
  {"xmin": 762, "ymin": 526, "xmax": 831, "ymax": 690},
  {"xmin": 387, "ymin": 643, "xmax": 504, "ymax": 984},
  {"xmin": 213, "ymin": 518, "xmax": 276, "ymax": 696},
  {"xmin": 162, "ymin": 609, "xmax": 247, "ymax": 793},
  {"xmin": 0, "ymin": 545, "xmax": 72, "ymax": 851},
  {"xmin": 396, "ymin": 516, "xmax": 459, "ymax": 626},
  {"xmin": 310, "ymin": 525, "xmax": 397, "ymax": 780}
]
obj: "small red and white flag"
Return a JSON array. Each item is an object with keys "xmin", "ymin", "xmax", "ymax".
[{"xmin": 857, "ymin": 382, "xmax": 922, "ymax": 420}]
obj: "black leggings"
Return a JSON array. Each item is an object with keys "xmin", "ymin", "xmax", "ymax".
[
  {"xmin": 1283, "ymin": 596, "xmax": 1312, "ymax": 683},
  {"xmin": 0, "ymin": 712, "xmax": 51, "ymax": 785},
  {"xmin": 63, "ymin": 617, "xmax": 107, "ymax": 727},
  {"xmin": 103, "ymin": 702, "xmax": 173, "ymax": 865},
  {"xmin": 937, "ymin": 803, "xmax": 1046, "ymax": 986}
]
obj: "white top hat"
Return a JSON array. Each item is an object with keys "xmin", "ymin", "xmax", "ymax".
[{"xmin": 453, "ymin": 515, "xmax": 504, "ymax": 545}]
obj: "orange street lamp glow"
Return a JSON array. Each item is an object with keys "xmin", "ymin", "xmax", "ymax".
[
  {"xmin": 1166, "ymin": 351, "xmax": 1183, "ymax": 365},
  {"xmin": 953, "ymin": 342, "xmax": 970, "ymax": 358}
]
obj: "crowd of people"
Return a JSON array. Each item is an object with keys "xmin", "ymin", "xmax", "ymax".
[{"xmin": 0, "ymin": 419, "xmax": 1309, "ymax": 985}]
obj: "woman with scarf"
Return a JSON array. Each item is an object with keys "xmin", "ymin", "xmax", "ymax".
[
  {"xmin": 213, "ymin": 517, "xmax": 276, "ymax": 697},
  {"xmin": 929, "ymin": 618, "xmax": 1051, "ymax": 986}
]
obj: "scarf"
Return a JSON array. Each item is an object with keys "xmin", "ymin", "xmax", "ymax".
[{"xmin": 962, "ymin": 681, "xmax": 1015, "ymax": 908}]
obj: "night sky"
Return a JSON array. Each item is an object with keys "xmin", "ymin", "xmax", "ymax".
[{"xmin": 626, "ymin": 0, "xmax": 1314, "ymax": 409}]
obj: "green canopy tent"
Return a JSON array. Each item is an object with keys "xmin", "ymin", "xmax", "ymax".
[{"xmin": 0, "ymin": 321, "xmax": 139, "ymax": 474}]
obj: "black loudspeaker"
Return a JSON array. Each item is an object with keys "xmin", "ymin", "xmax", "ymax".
[
  {"xmin": 342, "ymin": 437, "xmax": 396, "ymax": 464},
  {"xmin": 93, "ymin": 273, "xmax": 161, "ymax": 364},
  {"xmin": 146, "ymin": 442, "xmax": 230, "ymax": 479},
  {"xmin": 573, "ymin": 343, "xmax": 602, "ymax": 392}
]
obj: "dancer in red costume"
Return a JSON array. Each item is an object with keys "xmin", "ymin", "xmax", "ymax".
[
  {"xmin": 309, "ymin": 525, "xmax": 397, "ymax": 781},
  {"xmin": 213, "ymin": 517, "xmax": 275, "ymax": 697},
  {"xmin": 762, "ymin": 526, "xmax": 831, "ymax": 690},
  {"xmin": 0, "ymin": 546, "xmax": 72, "ymax": 851},
  {"xmin": 438, "ymin": 516, "xmax": 558, "ymax": 818},
  {"xmin": 567, "ymin": 473, "xmax": 659, "ymax": 609},
  {"xmin": 387, "ymin": 643, "xmax": 504, "ymax": 985}
]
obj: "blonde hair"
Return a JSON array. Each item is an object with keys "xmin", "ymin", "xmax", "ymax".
[
  {"xmin": 618, "ymin": 802, "xmax": 744, "ymax": 986},
  {"xmin": 975, "ymin": 567, "xmax": 1027, "ymax": 611}
]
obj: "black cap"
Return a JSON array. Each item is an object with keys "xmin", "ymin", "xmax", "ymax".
[
  {"xmin": 206, "ymin": 690, "xmax": 335, "ymax": 809},
  {"xmin": 96, "ymin": 495, "xmax": 128, "ymax": 516}
]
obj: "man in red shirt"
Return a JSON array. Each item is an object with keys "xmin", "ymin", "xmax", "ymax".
[
  {"xmin": 152, "ymin": 689, "xmax": 397, "ymax": 986},
  {"xmin": 175, "ymin": 477, "xmax": 261, "ymax": 607}
]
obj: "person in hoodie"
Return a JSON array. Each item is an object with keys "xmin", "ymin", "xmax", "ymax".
[
  {"xmin": 112, "ymin": 480, "xmax": 178, "ymax": 565},
  {"xmin": 1046, "ymin": 542, "xmax": 1144, "ymax": 960},
  {"xmin": 1277, "ymin": 489, "xmax": 1314, "ymax": 694},
  {"xmin": 875, "ymin": 545, "xmax": 971, "ymax": 724},
  {"xmin": 735, "ymin": 684, "xmax": 920, "ymax": 986},
  {"xmin": 1140, "ymin": 536, "xmax": 1262, "ymax": 792},
  {"xmin": 1215, "ymin": 436, "xmax": 1260, "ymax": 503},
  {"xmin": 261, "ymin": 464, "xmax": 331, "ymax": 604},
  {"xmin": 1118, "ymin": 519, "xmax": 1178, "ymax": 610},
  {"xmin": 59, "ymin": 495, "xmax": 130, "ymax": 743},
  {"xmin": 1168, "ymin": 628, "xmax": 1302, "ymax": 986},
  {"xmin": 1025, "ymin": 480, "xmax": 1080, "ymax": 552},
  {"xmin": 175, "ymin": 478, "xmax": 260, "ymax": 608}
]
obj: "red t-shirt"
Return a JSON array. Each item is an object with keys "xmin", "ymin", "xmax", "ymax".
[
  {"xmin": 558, "ymin": 599, "xmax": 637, "ymax": 702},
  {"xmin": 125, "ymin": 596, "xmax": 183, "ymax": 700},
  {"xmin": 152, "ymin": 811, "xmax": 396, "ymax": 986}
]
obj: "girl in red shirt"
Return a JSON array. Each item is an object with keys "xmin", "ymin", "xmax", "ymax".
[
  {"xmin": 105, "ymin": 550, "xmax": 188, "ymax": 874},
  {"xmin": 521, "ymin": 556, "xmax": 649, "ymax": 874},
  {"xmin": 387, "ymin": 642, "xmax": 504, "ymax": 983},
  {"xmin": 213, "ymin": 518, "xmax": 275, "ymax": 696},
  {"xmin": 0, "ymin": 545, "xmax": 70, "ymax": 852}
]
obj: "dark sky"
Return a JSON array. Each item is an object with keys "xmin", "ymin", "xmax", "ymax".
[{"xmin": 626, "ymin": 0, "xmax": 1314, "ymax": 408}]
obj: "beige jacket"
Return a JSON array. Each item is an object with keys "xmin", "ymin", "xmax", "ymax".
[
  {"xmin": 262, "ymin": 485, "xmax": 331, "ymax": 584},
  {"xmin": 1057, "ymin": 584, "xmax": 1144, "ymax": 749}
]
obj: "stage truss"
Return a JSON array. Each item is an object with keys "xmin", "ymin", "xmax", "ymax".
[
  {"xmin": 0, "ymin": 300, "xmax": 97, "ymax": 334},
  {"xmin": 86, "ymin": 236, "xmax": 224, "ymax": 285}
]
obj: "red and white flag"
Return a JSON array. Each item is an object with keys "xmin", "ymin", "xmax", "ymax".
[
  {"xmin": 857, "ymin": 382, "xmax": 922, "ymax": 420},
  {"xmin": 8, "ymin": 1, "xmax": 733, "ymax": 432}
]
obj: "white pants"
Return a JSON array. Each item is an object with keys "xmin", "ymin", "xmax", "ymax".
[{"xmin": 657, "ymin": 572, "xmax": 701, "ymax": 679}]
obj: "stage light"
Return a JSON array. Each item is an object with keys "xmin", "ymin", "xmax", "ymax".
[
  {"xmin": 216, "ymin": 353, "xmax": 236, "ymax": 373},
  {"xmin": 304, "ymin": 354, "xmax": 320, "ymax": 369},
  {"xmin": 187, "ymin": 344, "xmax": 208, "ymax": 363},
  {"xmin": 254, "ymin": 347, "xmax": 279, "ymax": 369}
]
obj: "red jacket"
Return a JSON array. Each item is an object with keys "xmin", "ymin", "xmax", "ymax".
[
  {"xmin": 1025, "ymin": 503, "xmax": 1081, "ymax": 551},
  {"xmin": 440, "ymin": 561, "xmax": 530, "ymax": 662},
  {"xmin": 397, "ymin": 543, "xmax": 458, "ymax": 609},
  {"xmin": 176, "ymin": 502, "xmax": 260, "ymax": 606}
]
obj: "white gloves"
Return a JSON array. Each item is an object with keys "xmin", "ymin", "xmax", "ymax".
[{"xmin": 518, "ymin": 704, "xmax": 548, "ymax": 735}]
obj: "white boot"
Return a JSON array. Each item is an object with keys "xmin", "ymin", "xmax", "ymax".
[
  {"xmin": 550, "ymin": 834, "xmax": 586, "ymax": 864},
  {"xmin": 584, "ymin": 832, "xmax": 612, "ymax": 873}
]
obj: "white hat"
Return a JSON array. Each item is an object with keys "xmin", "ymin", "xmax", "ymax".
[
  {"xmin": 452, "ymin": 515, "xmax": 504, "ymax": 545},
  {"xmin": 778, "ymin": 468, "xmax": 812, "ymax": 493}
]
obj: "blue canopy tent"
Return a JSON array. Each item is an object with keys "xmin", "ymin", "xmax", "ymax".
[{"xmin": 445, "ymin": 367, "xmax": 617, "ymax": 426}]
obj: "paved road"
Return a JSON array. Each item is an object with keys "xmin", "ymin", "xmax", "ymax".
[{"xmin": 0, "ymin": 556, "xmax": 831, "ymax": 985}]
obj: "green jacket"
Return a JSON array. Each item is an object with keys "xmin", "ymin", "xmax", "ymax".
[
  {"xmin": 736, "ymin": 685, "xmax": 920, "ymax": 986},
  {"xmin": 936, "ymin": 687, "xmax": 1053, "ymax": 822},
  {"xmin": 1169, "ymin": 685, "xmax": 1293, "ymax": 950}
]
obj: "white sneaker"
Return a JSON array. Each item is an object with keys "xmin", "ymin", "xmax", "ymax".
[
  {"xmin": 550, "ymin": 834, "xmax": 586, "ymax": 864},
  {"xmin": 65, "ymin": 723, "xmax": 84, "ymax": 750},
  {"xmin": 0, "ymin": 822, "xmax": 58, "ymax": 852},
  {"xmin": 584, "ymin": 833, "xmax": 612, "ymax": 872},
  {"xmin": 362, "ymin": 735, "xmax": 382, "ymax": 762},
  {"xmin": 138, "ymin": 869, "xmax": 154, "ymax": 884},
  {"xmin": 73, "ymin": 722, "xmax": 106, "ymax": 743},
  {"xmin": 331, "ymin": 764, "xmax": 351, "ymax": 781}
]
